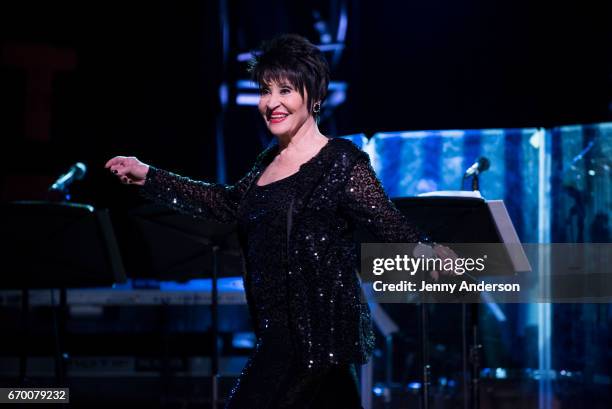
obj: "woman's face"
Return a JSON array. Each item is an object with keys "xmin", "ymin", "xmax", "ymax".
[{"xmin": 258, "ymin": 80, "xmax": 312, "ymax": 138}]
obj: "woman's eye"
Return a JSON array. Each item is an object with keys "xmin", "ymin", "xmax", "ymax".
[
  {"xmin": 259, "ymin": 88, "xmax": 270, "ymax": 95},
  {"xmin": 280, "ymin": 88, "xmax": 291, "ymax": 94}
]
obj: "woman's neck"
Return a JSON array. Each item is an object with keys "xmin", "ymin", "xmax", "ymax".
[{"xmin": 276, "ymin": 118, "xmax": 327, "ymax": 154}]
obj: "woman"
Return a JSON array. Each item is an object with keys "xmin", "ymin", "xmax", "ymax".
[{"xmin": 105, "ymin": 34, "xmax": 451, "ymax": 409}]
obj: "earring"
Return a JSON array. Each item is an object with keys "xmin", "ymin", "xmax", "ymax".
[{"xmin": 313, "ymin": 102, "xmax": 321, "ymax": 114}]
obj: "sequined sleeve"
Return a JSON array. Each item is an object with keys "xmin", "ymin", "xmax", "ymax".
[
  {"xmin": 341, "ymin": 152, "xmax": 428, "ymax": 243},
  {"xmin": 139, "ymin": 165, "xmax": 252, "ymax": 223}
]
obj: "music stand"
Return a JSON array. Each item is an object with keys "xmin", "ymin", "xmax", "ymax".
[
  {"xmin": 122, "ymin": 204, "xmax": 244, "ymax": 409},
  {"xmin": 0, "ymin": 201, "xmax": 126, "ymax": 385},
  {"xmin": 392, "ymin": 195, "xmax": 530, "ymax": 409}
]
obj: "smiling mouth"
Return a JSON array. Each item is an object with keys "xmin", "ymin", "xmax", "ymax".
[{"xmin": 268, "ymin": 113, "xmax": 289, "ymax": 124}]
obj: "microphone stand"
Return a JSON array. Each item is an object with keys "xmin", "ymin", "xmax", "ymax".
[
  {"xmin": 469, "ymin": 176, "xmax": 482, "ymax": 409},
  {"xmin": 471, "ymin": 173, "xmax": 480, "ymax": 192},
  {"xmin": 459, "ymin": 170, "xmax": 482, "ymax": 409},
  {"xmin": 42, "ymin": 163, "xmax": 87, "ymax": 386},
  {"xmin": 460, "ymin": 172, "xmax": 480, "ymax": 192},
  {"xmin": 45, "ymin": 189, "xmax": 72, "ymax": 387},
  {"xmin": 461, "ymin": 157, "xmax": 488, "ymax": 193}
]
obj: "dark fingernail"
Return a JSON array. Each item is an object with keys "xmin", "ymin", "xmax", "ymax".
[
  {"xmin": 127, "ymin": 180, "xmax": 132, "ymax": 184},
  {"xmin": 112, "ymin": 170, "xmax": 118, "ymax": 174}
]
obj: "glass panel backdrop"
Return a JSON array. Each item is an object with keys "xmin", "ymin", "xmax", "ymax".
[{"xmin": 357, "ymin": 122, "xmax": 611, "ymax": 408}]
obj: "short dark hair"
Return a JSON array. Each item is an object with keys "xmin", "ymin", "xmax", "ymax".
[{"xmin": 248, "ymin": 34, "xmax": 330, "ymax": 117}]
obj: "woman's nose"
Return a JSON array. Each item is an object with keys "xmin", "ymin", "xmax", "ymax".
[{"xmin": 266, "ymin": 93, "xmax": 280, "ymax": 109}]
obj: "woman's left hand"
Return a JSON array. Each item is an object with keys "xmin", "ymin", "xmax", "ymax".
[{"xmin": 429, "ymin": 244, "xmax": 459, "ymax": 281}]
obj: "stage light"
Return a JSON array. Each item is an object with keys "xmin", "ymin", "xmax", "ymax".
[
  {"xmin": 232, "ymin": 332, "xmax": 255, "ymax": 349},
  {"xmin": 236, "ymin": 94, "xmax": 260, "ymax": 106},
  {"xmin": 495, "ymin": 368, "xmax": 507, "ymax": 379}
]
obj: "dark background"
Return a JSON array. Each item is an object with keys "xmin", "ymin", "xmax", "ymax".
[{"xmin": 0, "ymin": 0, "xmax": 610, "ymax": 205}]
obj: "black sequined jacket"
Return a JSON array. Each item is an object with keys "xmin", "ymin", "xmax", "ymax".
[{"xmin": 140, "ymin": 137, "xmax": 423, "ymax": 371}]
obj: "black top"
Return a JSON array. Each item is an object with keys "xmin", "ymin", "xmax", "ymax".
[
  {"xmin": 140, "ymin": 137, "xmax": 426, "ymax": 371},
  {"xmin": 239, "ymin": 172, "xmax": 298, "ymax": 332}
]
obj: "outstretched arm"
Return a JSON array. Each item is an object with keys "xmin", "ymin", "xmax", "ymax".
[
  {"xmin": 139, "ymin": 165, "xmax": 255, "ymax": 223},
  {"xmin": 105, "ymin": 155, "xmax": 255, "ymax": 223}
]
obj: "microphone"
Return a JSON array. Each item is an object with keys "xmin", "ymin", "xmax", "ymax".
[
  {"xmin": 464, "ymin": 157, "xmax": 490, "ymax": 177},
  {"xmin": 50, "ymin": 162, "xmax": 87, "ymax": 192}
]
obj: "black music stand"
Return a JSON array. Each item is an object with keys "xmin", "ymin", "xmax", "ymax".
[
  {"xmin": 0, "ymin": 201, "xmax": 126, "ymax": 385},
  {"xmin": 122, "ymin": 204, "xmax": 243, "ymax": 409},
  {"xmin": 392, "ymin": 195, "xmax": 529, "ymax": 409}
]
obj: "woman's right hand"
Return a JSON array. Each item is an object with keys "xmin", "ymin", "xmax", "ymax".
[{"xmin": 104, "ymin": 156, "xmax": 150, "ymax": 186}]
